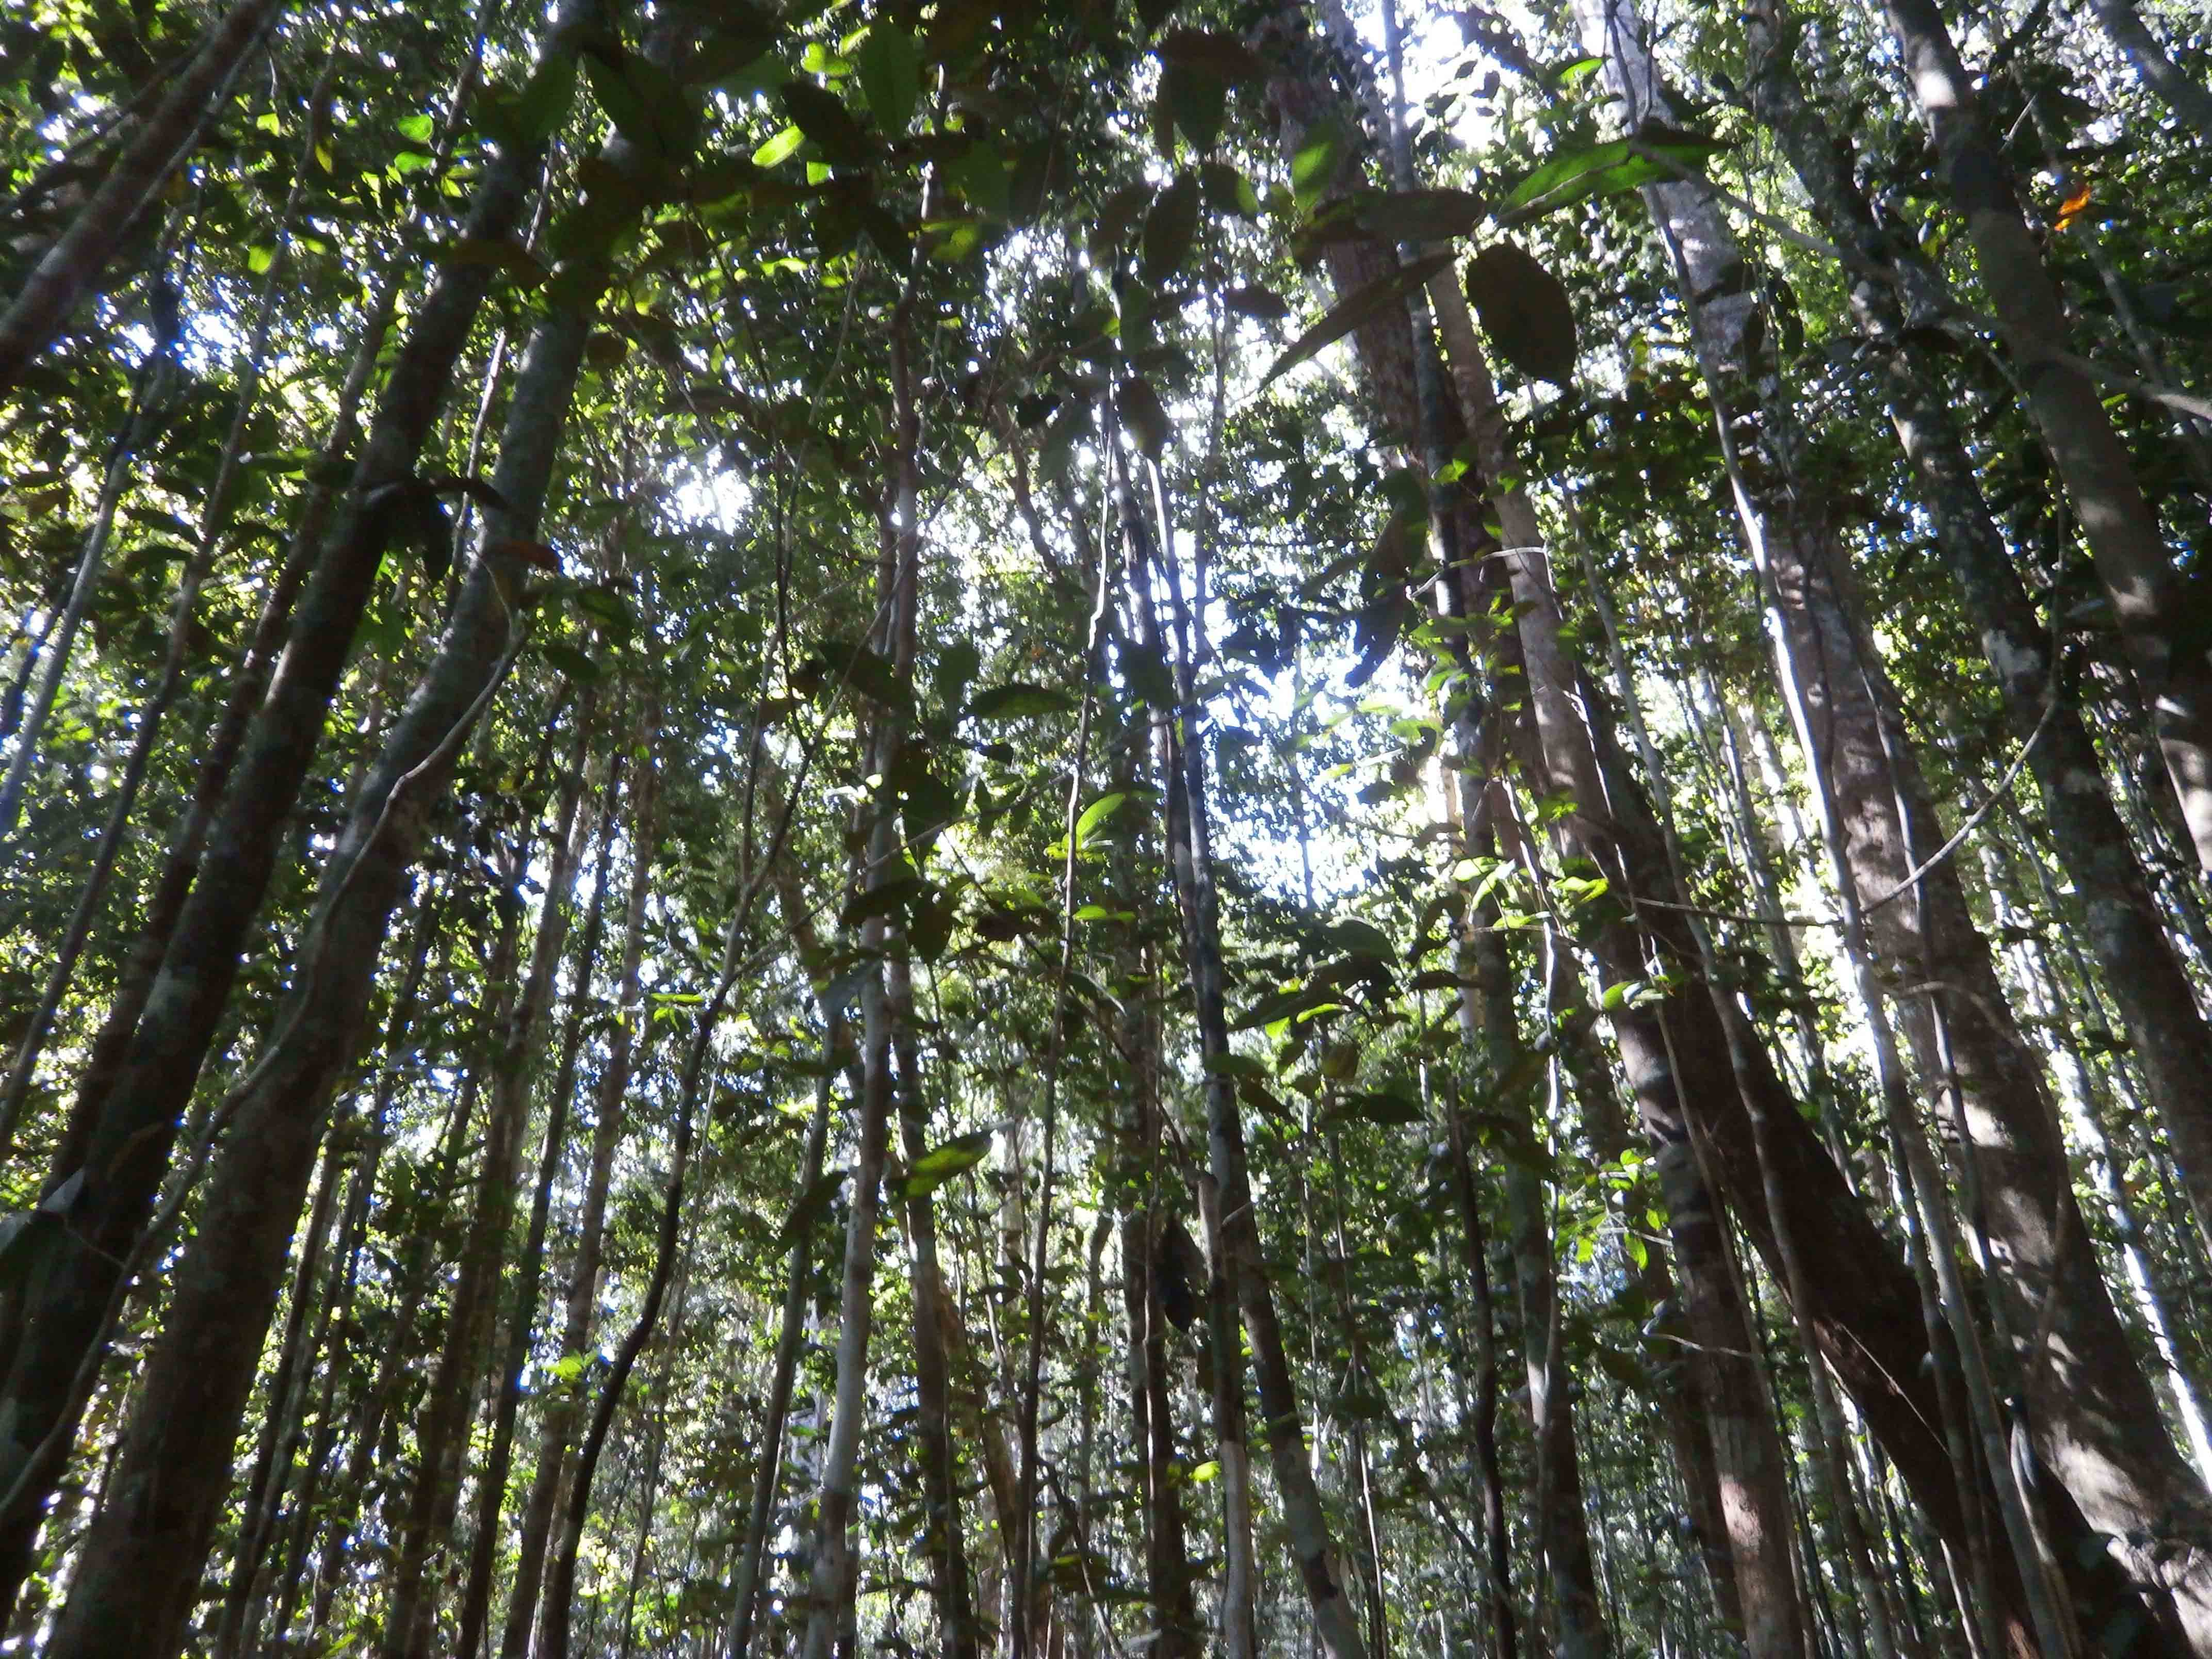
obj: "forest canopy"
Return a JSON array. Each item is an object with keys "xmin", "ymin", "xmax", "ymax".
[{"xmin": 2, "ymin": 0, "xmax": 2212, "ymax": 1654}]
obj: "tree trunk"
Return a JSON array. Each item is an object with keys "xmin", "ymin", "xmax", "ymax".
[
  {"xmin": 1742, "ymin": 0, "xmax": 2212, "ymax": 1270},
  {"xmin": 1874, "ymin": 0, "xmax": 2212, "ymax": 875},
  {"xmin": 0, "ymin": 0, "xmax": 283, "ymax": 392},
  {"xmin": 1109, "ymin": 758, "xmax": 1199, "ymax": 1659},
  {"xmin": 893, "ymin": 996, "xmax": 983, "ymax": 1658},
  {"xmin": 0, "ymin": 1, "xmax": 599, "ymax": 1607},
  {"xmin": 209, "ymin": 1133, "xmax": 347, "ymax": 1659},
  {"xmin": 2084, "ymin": 0, "xmax": 2212, "ymax": 145},
  {"xmin": 1591, "ymin": 1, "xmax": 2212, "ymax": 1636},
  {"xmin": 1436, "ymin": 1071, "xmax": 1519, "ymax": 1659},
  {"xmin": 259, "ymin": 888, "xmax": 444, "ymax": 1653},
  {"xmin": 1132, "ymin": 456, "xmax": 1370, "ymax": 1659},
  {"xmin": 453, "ymin": 750, "xmax": 623, "ymax": 1659},
  {"xmin": 502, "ymin": 740, "xmax": 660, "ymax": 1659}
]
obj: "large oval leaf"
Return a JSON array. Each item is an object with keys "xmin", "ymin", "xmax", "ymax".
[{"xmin": 1465, "ymin": 242, "xmax": 1577, "ymax": 386}]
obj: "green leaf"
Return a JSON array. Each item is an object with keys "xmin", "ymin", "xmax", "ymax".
[
  {"xmin": 935, "ymin": 639, "xmax": 982, "ymax": 710},
  {"xmin": 776, "ymin": 1168, "xmax": 850, "ymax": 1246},
  {"xmin": 1074, "ymin": 791, "xmax": 1128, "ymax": 847},
  {"xmin": 1257, "ymin": 249, "xmax": 1454, "ymax": 391},
  {"xmin": 1157, "ymin": 28, "xmax": 1266, "ymax": 82},
  {"xmin": 1203, "ymin": 1051, "xmax": 1268, "ymax": 1080},
  {"xmin": 753, "ymin": 123, "xmax": 806, "ymax": 168},
  {"xmin": 582, "ymin": 47, "xmax": 656, "ymax": 152},
  {"xmin": 1330, "ymin": 918, "xmax": 1395, "ymax": 961},
  {"xmin": 514, "ymin": 51, "xmax": 579, "ymax": 140},
  {"xmin": 1140, "ymin": 169, "xmax": 1201, "ymax": 283},
  {"xmin": 946, "ymin": 139, "xmax": 1010, "ymax": 217},
  {"xmin": 841, "ymin": 874, "xmax": 927, "ymax": 928},
  {"xmin": 778, "ymin": 80, "xmax": 873, "ymax": 170},
  {"xmin": 1159, "ymin": 63, "xmax": 1225, "ymax": 155},
  {"xmin": 1333, "ymin": 1086, "xmax": 1423, "ymax": 1127},
  {"xmin": 1291, "ymin": 120, "xmax": 1349, "ymax": 212},
  {"xmin": 1199, "ymin": 160, "xmax": 1260, "ymax": 219},
  {"xmin": 1465, "ymin": 242, "xmax": 1577, "ymax": 385},
  {"xmin": 855, "ymin": 23, "xmax": 920, "ymax": 134},
  {"xmin": 1501, "ymin": 129, "xmax": 1728, "ymax": 224},
  {"xmin": 901, "ymin": 1129, "xmax": 995, "ymax": 1200},
  {"xmin": 1354, "ymin": 187, "xmax": 1485, "ymax": 243},
  {"xmin": 966, "ymin": 682, "xmax": 1076, "ymax": 721},
  {"xmin": 1231, "ymin": 983, "xmax": 1326, "ymax": 1031},
  {"xmin": 1224, "ymin": 283, "xmax": 1289, "ymax": 320}
]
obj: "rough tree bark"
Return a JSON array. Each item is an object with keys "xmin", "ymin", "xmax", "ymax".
[
  {"xmin": 1587, "ymin": 1, "xmax": 2212, "ymax": 1638},
  {"xmin": 1742, "ymin": 0, "xmax": 2212, "ymax": 1272},
  {"xmin": 0, "ymin": 0, "xmax": 285, "ymax": 392},
  {"xmin": 1876, "ymin": 0, "xmax": 2212, "ymax": 874},
  {"xmin": 0, "ymin": 1, "xmax": 601, "ymax": 1613}
]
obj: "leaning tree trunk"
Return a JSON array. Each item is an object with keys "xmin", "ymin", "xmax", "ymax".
[
  {"xmin": 1420, "ymin": 145, "xmax": 2159, "ymax": 1653},
  {"xmin": 2083, "ymin": 0, "xmax": 2212, "ymax": 146},
  {"xmin": 1875, "ymin": 0, "xmax": 2212, "ymax": 875},
  {"xmin": 1742, "ymin": 0, "xmax": 2212, "ymax": 1272},
  {"xmin": 0, "ymin": 1, "xmax": 604, "ymax": 1612},
  {"xmin": 0, "ymin": 0, "xmax": 284, "ymax": 392},
  {"xmin": 1586, "ymin": 0, "xmax": 2212, "ymax": 1638},
  {"xmin": 379, "ymin": 737, "xmax": 594, "ymax": 1659}
]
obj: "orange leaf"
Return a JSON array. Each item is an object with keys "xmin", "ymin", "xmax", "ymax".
[{"xmin": 2054, "ymin": 182, "xmax": 2092, "ymax": 232}]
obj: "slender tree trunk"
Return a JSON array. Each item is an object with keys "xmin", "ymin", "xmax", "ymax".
[
  {"xmin": 2084, "ymin": 0, "xmax": 2212, "ymax": 145},
  {"xmin": 1436, "ymin": 1069, "xmax": 1519, "ymax": 1659},
  {"xmin": 260, "ymin": 889, "xmax": 444, "ymax": 1653},
  {"xmin": 1131, "ymin": 456, "xmax": 1370, "ymax": 1659},
  {"xmin": 313, "ymin": 922, "xmax": 512, "ymax": 1637},
  {"xmin": 210, "ymin": 1133, "xmax": 348, "ymax": 1659},
  {"xmin": 893, "ymin": 997, "xmax": 982, "ymax": 1658},
  {"xmin": 1875, "ymin": 0, "xmax": 2212, "ymax": 873},
  {"xmin": 725, "ymin": 1014, "xmax": 837, "ymax": 1658},
  {"xmin": 1109, "ymin": 757, "xmax": 1199, "ymax": 1659},
  {"xmin": 503, "ymin": 740, "xmax": 660, "ymax": 1659},
  {"xmin": 540, "ymin": 674, "xmax": 752, "ymax": 1659},
  {"xmin": 1453, "ymin": 825, "xmax": 1612, "ymax": 1657},
  {"xmin": 0, "ymin": 366, "xmax": 153, "ymax": 844},
  {"xmin": 1741, "ymin": 4, "xmax": 2212, "ymax": 1267},
  {"xmin": 380, "ymin": 739, "xmax": 594, "ymax": 1659},
  {"xmin": 0, "ymin": 2, "xmax": 599, "ymax": 1605},
  {"xmin": 453, "ymin": 751, "xmax": 623, "ymax": 1659},
  {"xmin": 0, "ymin": 0, "xmax": 283, "ymax": 392}
]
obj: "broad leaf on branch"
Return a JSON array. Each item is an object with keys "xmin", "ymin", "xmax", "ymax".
[
  {"xmin": 776, "ymin": 1169, "xmax": 850, "ymax": 1246},
  {"xmin": 1500, "ymin": 127, "xmax": 1729, "ymax": 224},
  {"xmin": 1465, "ymin": 242, "xmax": 1578, "ymax": 386},
  {"xmin": 1257, "ymin": 250, "xmax": 1454, "ymax": 392},
  {"xmin": 967, "ymin": 682, "xmax": 1076, "ymax": 720},
  {"xmin": 855, "ymin": 23, "xmax": 920, "ymax": 134},
  {"xmin": 777, "ymin": 79, "xmax": 873, "ymax": 170},
  {"xmin": 900, "ymin": 1129, "xmax": 995, "ymax": 1199}
]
